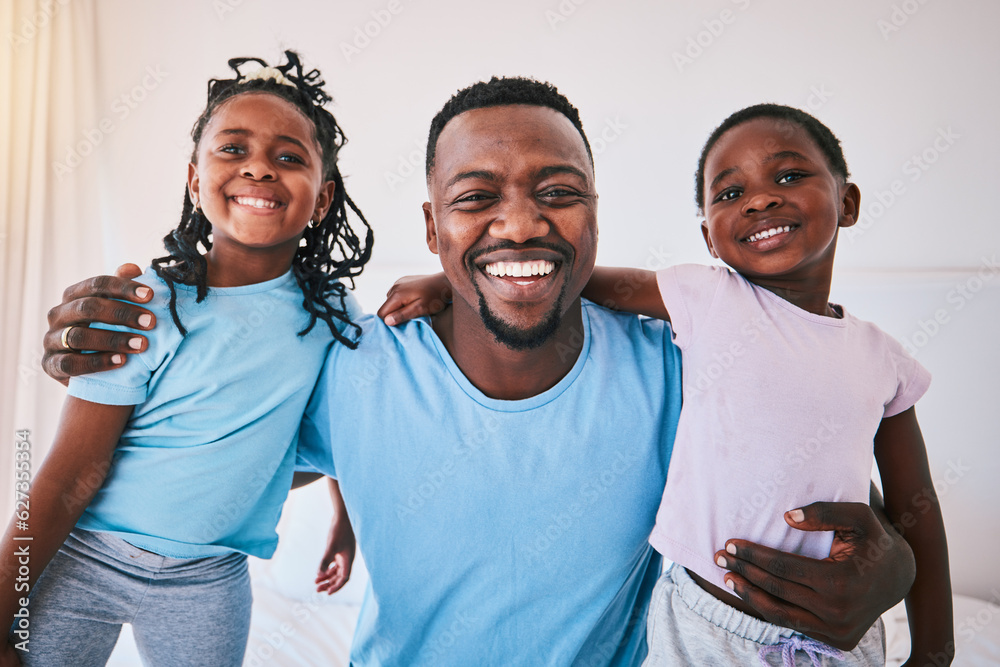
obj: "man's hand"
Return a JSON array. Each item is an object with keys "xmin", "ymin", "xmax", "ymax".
[
  {"xmin": 0, "ymin": 642, "xmax": 23, "ymax": 667},
  {"xmin": 42, "ymin": 263, "xmax": 156, "ymax": 385},
  {"xmin": 717, "ymin": 500, "xmax": 915, "ymax": 650}
]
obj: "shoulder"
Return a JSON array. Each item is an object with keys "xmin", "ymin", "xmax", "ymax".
[{"xmin": 582, "ymin": 299, "xmax": 679, "ymax": 361}]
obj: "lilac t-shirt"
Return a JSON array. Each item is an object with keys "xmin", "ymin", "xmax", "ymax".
[{"xmin": 649, "ymin": 264, "xmax": 930, "ymax": 594}]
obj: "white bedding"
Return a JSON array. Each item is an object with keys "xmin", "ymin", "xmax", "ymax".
[{"xmin": 104, "ymin": 484, "xmax": 1000, "ymax": 665}]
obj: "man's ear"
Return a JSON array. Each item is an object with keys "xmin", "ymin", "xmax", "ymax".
[
  {"xmin": 187, "ymin": 163, "xmax": 200, "ymax": 206},
  {"xmin": 313, "ymin": 180, "xmax": 337, "ymax": 222},
  {"xmin": 701, "ymin": 222, "xmax": 719, "ymax": 259},
  {"xmin": 838, "ymin": 182, "xmax": 861, "ymax": 229},
  {"xmin": 423, "ymin": 202, "xmax": 439, "ymax": 255}
]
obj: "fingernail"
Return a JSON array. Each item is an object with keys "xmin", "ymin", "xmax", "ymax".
[
  {"xmin": 726, "ymin": 543, "xmax": 737, "ymax": 556},
  {"xmin": 136, "ymin": 287, "xmax": 151, "ymax": 299},
  {"xmin": 725, "ymin": 578, "xmax": 735, "ymax": 590},
  {"xmin": 112, "ymin": 354, "xmax": 123, "ymax": 365},
  {"xmin": 129, "ymin": 337, "xmax": 142, "ymax": 350},
  {"xmin": 716, "ymin": 555, "xmax": 727, "ymax": 568},
  {"xmin": 788, "ymin": 509, "xmax": 805, "ymax": 523},
  {"xmin": 138, "ymin": 314, "xmax": 152, "ymax": 328},
  {"xmin": 384, "ymin": 315, "xmax": 396, "ymax": 326}
]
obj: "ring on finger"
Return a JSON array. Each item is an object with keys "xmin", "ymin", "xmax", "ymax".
[{"xmin": 61, "ymin": 326, "xmax": 77, "ymax": 352}]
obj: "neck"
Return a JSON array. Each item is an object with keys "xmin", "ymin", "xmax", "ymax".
[
  {"xmin": 743, "ymin": 269, "xmax": 838, "ymax": 318},
  {"xmin": 432, "ymin": 298, "xmax": 586, "ymax": 401},
  {"xmin": 204, "ymin": 245, "xmax": 296, "ymax": 287}
]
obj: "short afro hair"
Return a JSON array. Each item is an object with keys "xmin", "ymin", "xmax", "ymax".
[
  {"xmin": 425, "ymin": 76, "xmax": 593, "ymax": 179},
  {"xmin": 695, "ymin": 103, "xmax": 850, "ymax": 214}
]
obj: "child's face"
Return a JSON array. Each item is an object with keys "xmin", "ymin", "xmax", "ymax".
[
  {"xmin": 188, "ymin": 93, "xmax": 334, "ymax": 258},
  {"xmin": 700, "ymin": 118, "xmax": 859, "ymax": 285}
]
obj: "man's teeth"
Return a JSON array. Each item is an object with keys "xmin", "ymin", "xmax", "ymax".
[
  {"xmin": 234, "ymin": 196, "xmax": 281, "ymax": 209},
  {"xmin": 484, "ymin": 260, "xmax": 556, "ymax": 278},
  {"xmin": 745, "ymin": 225, "xmax": 792, "ymax": 242}
]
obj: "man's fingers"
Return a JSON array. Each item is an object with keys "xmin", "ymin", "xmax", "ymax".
[
  {"xmin": 45, "ymin": 325, "xmax": 147, "ymax": 355},
  {"xmin": 41, "ymin": 351, "xmax": 125, "ymax": 383},
  {"xmin": 58, "ymin": 273, "xmax": 153, "ymax": 307},
  {"xmin": 719, "ymin": 541, "xmax": 816, "ymax": 588},
  {"xmin": 114, "ymin": 263, "xmax": 143, "ymax": 280},
  {"xmin": 784, "ymin": 501, "xmax": 875, "ymax": 534},
  {"xmin": 48, "ymin": 296, "xmax": 155, "ymax": 332}
]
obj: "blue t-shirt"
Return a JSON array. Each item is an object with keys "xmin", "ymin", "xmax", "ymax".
[
  {"xmin": 297, "ymin": 300, "xmax": 682, "ymax": 666},
  {"xmin": 68, "ymin": 268, "xmax": 358, "ymax": 559}
]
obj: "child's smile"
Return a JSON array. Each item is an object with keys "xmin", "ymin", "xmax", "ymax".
[{"xmin": 700, "ymin": 118, "xmax": 860, "ymax": 307}]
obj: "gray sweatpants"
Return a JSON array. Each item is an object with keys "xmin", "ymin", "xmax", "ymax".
[
  {"xmin": 8, "ymin": 528, "xmax": 252, "ymax": 667},
  {"xmin": 643, "ymin": 564, "xmax": 885, "ymax": 666}
]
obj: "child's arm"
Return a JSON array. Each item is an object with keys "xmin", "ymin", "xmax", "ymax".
[
  {"xmin": 377, "ymin": 273, "xmax": 452, "ymax": 326},
  {"xmin": 314, "ymin": 478, "xmax": 356, "ymax": 595},
  {"xmin": 582, "ymin": 267, "xmax": 670, "ymax": 321},
  {"xmin": 1, "ymin": 398, "xmax": 132, "ymax": 648},
  {"xmin": 874, "ymin": 407, "xmax": 954, "ymax": 666}
]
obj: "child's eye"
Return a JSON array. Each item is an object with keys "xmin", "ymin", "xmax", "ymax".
[
  {"xmin": 777, "ymin": 171, "xmax": 806, "ymax": 184},
  {"xmin": 277, "ymin": 154, "xmax": 304, "ymax": 165},
  {"xmin": 714, "ymin": 188, "xmax": 741, "ymax": 203},
  {"xmin": 219, "ymin": 144, "xmax": 244, "ymax": 154}
]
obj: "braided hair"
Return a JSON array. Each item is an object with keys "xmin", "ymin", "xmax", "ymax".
[{"xmin": 152, "ymin": 50, "xmax": 373, "ymax": 347}]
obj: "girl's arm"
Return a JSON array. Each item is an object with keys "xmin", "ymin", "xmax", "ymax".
[
  {"xmin": 874, "ymin": 406, "xmax": 954, "ymax": 666},
  {"xmin": 377, "ymin": 273, "xmax": 453, "ymax": 326},
  {"xmin": 315, "ymin": 478, "xmax": 355, "ymax": 595},
  {"xmin": 1, "ymin": 398, "xmax": 132, "ymax": 641},
  {"xmin": 582, "ymin": 267, "xmax": 670, "ymax": 321}
]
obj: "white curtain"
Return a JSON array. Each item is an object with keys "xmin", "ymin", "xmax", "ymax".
[{"xmin": 1, "ymin": 0, "xmax": 103, "ymax": 520}]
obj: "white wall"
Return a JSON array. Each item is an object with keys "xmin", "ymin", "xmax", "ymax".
[{"xmin": 21, "ymin": 0, "xmax": 1000, "ymax": 600}]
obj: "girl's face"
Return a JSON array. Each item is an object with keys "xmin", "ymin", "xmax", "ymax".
[
  {"xmin": 700, "ymin": 118, "xmax": 859, "ymax": 286},
  {"xmin": 188, "ymin": 93, "xmax": 334, "ymax": 263}
]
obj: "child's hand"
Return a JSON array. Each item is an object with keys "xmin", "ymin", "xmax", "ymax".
[
  {"xmin": 314, "ymin": 516, "xmax": 356, "ymax": 595},
  {"xmin": 377, "ymin": 273, "xmax": 452, "ymax": 326}
]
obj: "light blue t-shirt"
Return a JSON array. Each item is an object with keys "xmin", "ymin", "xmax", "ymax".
[
  {"xmin": 297, "ymin": 300, "xmax": 682, "ymax": 666},
  {"xmin": 68, "ymin": 267, "xmax": 358, "ymax": 559}
]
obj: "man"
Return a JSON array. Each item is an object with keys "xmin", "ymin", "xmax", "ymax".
[{"xmin": 43, "ymin": 77, "xmax": 914, "ymax": 665}]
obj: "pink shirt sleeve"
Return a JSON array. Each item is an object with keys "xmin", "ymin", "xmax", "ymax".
[
  {"xmin": 882, "ymin": 333, "xmax": 932, "ymax": 417},
  {"xmin": 655, "ymin": 264, "xmax": 727, "ymax": 349}
]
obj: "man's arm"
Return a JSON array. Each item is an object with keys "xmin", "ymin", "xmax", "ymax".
[
  {"xmin": 42, "ymin": 264, "xmax": 156, "ymax": 385},
  {"xmin": 715, "ymin": 491, "xmax": 915, "ymax": 650}
]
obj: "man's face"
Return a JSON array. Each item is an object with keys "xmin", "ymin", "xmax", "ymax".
[{"xmin": 423, "ymin": 104, "xmax": 598, "ymax": 350}]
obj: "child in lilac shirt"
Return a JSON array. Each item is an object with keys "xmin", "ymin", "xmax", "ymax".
[{"xmin": 583, "ymin": 105, "xmax": 951, "ymax": 666}]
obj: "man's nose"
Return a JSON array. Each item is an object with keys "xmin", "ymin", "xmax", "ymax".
[{"xmin": 489, "ymin": 197, "xmax": 549, "ymax": 243}]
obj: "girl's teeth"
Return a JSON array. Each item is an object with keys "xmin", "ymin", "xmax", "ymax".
[
  {"xmin": 485, "ymin": 260, "xmax": 556, "ymax": 278},
  {"xmin": 235, "ymin": 196, "xmax": 280, "ymax": 209}
]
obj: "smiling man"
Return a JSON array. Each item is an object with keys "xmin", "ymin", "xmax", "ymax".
[{"xmin": 41, "ymin": 77, "xmax": 916, "ymax": 666}]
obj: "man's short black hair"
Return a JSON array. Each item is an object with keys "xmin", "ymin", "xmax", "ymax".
[{"xmin": 425, "ymin": 76, "xmax": 593, "ymax": 179}]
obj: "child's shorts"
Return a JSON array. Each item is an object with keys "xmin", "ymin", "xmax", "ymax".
[
  {"xmin": 8, "ymin": 527, "xmax": 252, "ymax": 667},
  {"xmin": 643, "ymin": 563, "xmax": 885, "ymax": 667}
]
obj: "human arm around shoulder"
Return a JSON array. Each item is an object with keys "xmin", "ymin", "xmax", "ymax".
[
  {"xmin": 1, "ymin": 398, "xmax": 132, "ymax": 647},
  {"xmin": 315, "ymin": 478, "xmax": 355, "ymax": 595},
  {"xmin": 42, "ymin": 264, "xmax": 156, "ymax": 385},
  {"xmin": 377, "ymin": 272, "xmax": 453, "ymax": 326},
  {"xmin": 582, "ymin": 267, "xmax": 670, "ymax": 321},
  {"xmin": 874, "ymin": 407, "xmax": 954, "ymax": 665}
]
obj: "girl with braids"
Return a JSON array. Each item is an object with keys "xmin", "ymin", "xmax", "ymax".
[{"xmin": 1, "ymin": 51, "xmax": 371, "ymax": 666}]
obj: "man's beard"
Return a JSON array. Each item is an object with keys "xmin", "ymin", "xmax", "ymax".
[{"xmin": 474, "ymin": 281, "xmax": 567, "ymax": 351}]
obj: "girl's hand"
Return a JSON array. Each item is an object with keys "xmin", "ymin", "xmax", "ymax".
[
  {"xmin": 314, "ymin": 516, "xmax": 356, "ymax": 595},
  {"xmin": 377, "ymin": 273, "xmax": 452, "ymax": 326}
]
